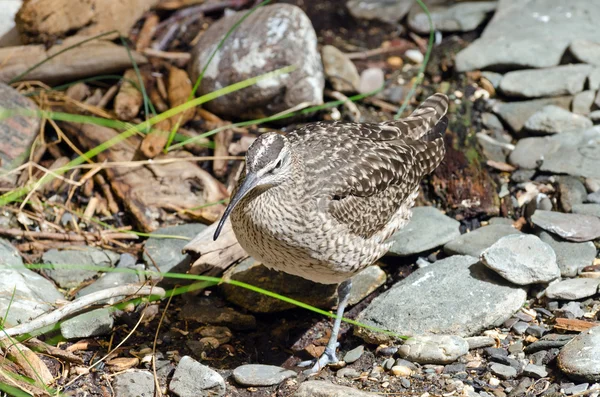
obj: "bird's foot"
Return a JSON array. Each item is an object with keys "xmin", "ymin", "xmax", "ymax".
[{"xmin": 297, "ymin": 346, "xmax": 339, "ymax": 374}]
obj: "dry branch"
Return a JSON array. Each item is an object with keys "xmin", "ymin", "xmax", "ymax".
[{"xmin": 0, "ymin": 39, "xmax": 147, "ymax": 84}]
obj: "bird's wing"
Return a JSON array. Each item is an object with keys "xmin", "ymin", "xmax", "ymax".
[{"xmin": 288, "ymin": 93, "xmax": 449, "ymax": 238}]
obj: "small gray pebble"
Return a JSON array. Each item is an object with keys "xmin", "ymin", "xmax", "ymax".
[
  {"xmin": 522, "ymin": 363, "xmax": 548, "ymax": 379},
  {"xmin": 512, "ymin": 321, "xmax": 529, "ymax": 335},
  {"xmin": 383, "ymin": 358, "xmax": 395, "ymax": 370},
  {"xmin": 526, "ymin": 325, "xmax": 546, "ymax": 338},
  {"xmin": 336, "ymin": 367, "xmax": 360, "ymax": 378},
  {"xmin": 400, "ymin": 377, "xmax": 411, "ymax": 388},
  {"xmin": 490, "ymin": 363, "xmax": 518, "ymax": 379},
  {"xmin": 343, "ymin": 345, "xmax": 364, "ymax": 364}
]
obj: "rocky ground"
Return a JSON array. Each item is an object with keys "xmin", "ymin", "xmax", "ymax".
[{"xmin": 1, "ymin": 0, "xmax": 600, "ymax": 396}]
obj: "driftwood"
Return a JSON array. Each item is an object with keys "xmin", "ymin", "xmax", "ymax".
[
  {"xmin": 15, "ymin": 0, "xmax": 159, "ymax": 44},
  {"xmin": 0, "ymin": 38, "xmax": 147, "ymax": 84},
  {"xmin": 59, "ymin": 122, "xmax": 228, "ymax": 231},
  {"xmin": 554, "ymin": 318, "xmax": 599, "ymax": 333},
  {"xmin": 183, "ymin": 218, "xmax": 248, "ymax": 276}
]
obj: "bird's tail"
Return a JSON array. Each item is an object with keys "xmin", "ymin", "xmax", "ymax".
[{"xmin": 409, "ymin": 93, "xmax": 449, "ymax": 175}]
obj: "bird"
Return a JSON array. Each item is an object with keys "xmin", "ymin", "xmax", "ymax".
[{"xmin": 213, "ymin": 93, "xmax": 449, "ymax": 373}]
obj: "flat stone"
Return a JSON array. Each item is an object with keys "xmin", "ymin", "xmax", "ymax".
[
  {"xmin": 60, "ymin": 308, "xmax": 114, "ymax": 339},
  {"xmin": 343, "ymin": 345, "xmax": 364, "ymax": 364},
  {"xmin": 572, "ymin": 203, "xmax": 600, "ymax": 218},
  {"xmin": 557, "ymin": 302, "xmax": 585, "ymax": 319},
  {"xmin": 388, "ymin": 206, "xmax": 461, "ymax": 256},
  {"xmin": 557, "ymin": 326, "xmax": 600, "ymax": 382},
  {"xmin": 455, "ymin": 1, "xmax": 600, "ymax": 72},
  {"xmin": 189, "ymin": 3, "xmax": 323, "ymax": 119},
  {"xmin": 321, "ymin": 45, "xmax": 360, "ymax": 93},
  {"xmin": 477, "ymin": 132, "xmax": 508, "ymax": 163},
  {"xmin": 490, "ymin": 363, "xmax": 517, "ymax": 379},
  {"xmin": 42, "ymin": 247, "xmax": 119, "ymax": 289},
  {"xmin": 493, "ymin": 96, "xmax": 572, "ymax": 134},
  {"xmin": 481, "ymin": 234, "xmax": 560, "ymax": 285},
  {"xmin": 524, "ymin": 105, "xmax": 592, "ymax": 135},
  {"xmin": 523, "ymin": 364, "xmax": 548, "ymax": 379},
  {"xmin": 408, "ymin": 1, "xmax": 497, "ymax": 34},
  {"xmin": 570, "ymin": 40, "xmax": 600, "ymax": 66},
  {"xmin": 232, "ymin": 364, "xmax": 296, "ymax": 386},
  {"xmin": 0, "ymin": 238, "xmax": 64, "ymax": 326},
  {"xmin": 511, "ymin": 170, "xmax": 537, "ymax": 184},
  {"xmin": 588, "ymin": 190, "xmax": 600, "ymax": 204},
  {"xmin": 539, "ymin": 128, "xmax": 600, "ymax": 179},
  {"xmin": 221, "ymin": 258, "xmax": 385, "ymax": 312},
  {"xmin": 355, "ymin": 256, "xmax": 527, "ymax": 343},
  {"xmin": 465, "ymin": 336, "xmax": 496, "ymax": 349},
  {"xmin": 589, "ymin": 69, "xmax": 600, "ymax": 91},
  {"xmin": 545, "ymin": 278, "xmax": 600, "ymax": 300},
  {"xmin": 180, "ymin": 298, "xmax": 256, "ymax": 330},
  {"xmin": 538, "ymin": 231, "xmax": 596, "ymax": 277},
  {"xmin": 170, "ymin": 356, "xmax": 225, "ymax": 397},
  {"xmin": 293, "ymin": 380, "xmax": 377, "ymax": 397},
  {"xmin": 398, "ymin": 335, "xmax": 468, "ymax": 364},
  {"xmin": 346, "ymin": 0, "xmax": 413, "ymax": 24},
  {"xmin": 512, "ymin": 321, "xmax": 529, "ymax": 335},
  {"xmin": 531, "ymin": 210, "xmax": 600, "ymax": 242},
  {"xmin": 112, "ymin": 370, "xmax": 155, "ymax": 397},
  {"xmin": 482, "ymin": 112, "xmax": 505, "ymax": 131},
  {"xmin": 508, "ymin": 136, "xmax": 562, "ymax": 169},
  {"xmin": 563, "ymin": 384, "xmax": 591, "ymax": 395},
  {"xmin": 557, "ymin": 176, "xmax": 588, "ymax": 213},
  {"xmin": 0, "ymin": 83, "xmax": 41, "ymax": 188},
  {"xmin": 525, "ymin": 334, "xmax": 574, "ymax": 353},
  {"xmin": 444, "ymin": 224, "xmax": 522, "ymax": 257},
  {"xmin": 572, "ymin": 91, "xmax": 596, "ymax": 115},
  {"xmin": 143, "ymin": 223, "xmax": 207, "ymax": 278},
  {"xmin": 501, "ymin": 65, "xmax": 592, "ymax": 99}
]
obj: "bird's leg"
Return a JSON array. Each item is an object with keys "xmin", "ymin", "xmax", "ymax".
[{"xmin": 298, "ymin": 279, "xmax": 352, "ymax": 374}]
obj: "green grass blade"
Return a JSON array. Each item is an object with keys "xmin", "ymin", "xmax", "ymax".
[{"xmin": 0, "ymin": 382, "xmax": 33, "ymax": 397}]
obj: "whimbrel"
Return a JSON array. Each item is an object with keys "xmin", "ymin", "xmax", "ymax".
[{"xmin": 214, "ymin": 93, "xmax": 449, "ymax": 373}]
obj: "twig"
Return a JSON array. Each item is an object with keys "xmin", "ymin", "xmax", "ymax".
[
  {"xmin": 325, "ymin": 90, "xmax": 361, "ymax": 122},
  {"xmin": 1, "ymin": 285, "xmax": 165, "ymax": 338},
  {"xmin": 346, "ymin": 44, "xmax": 412, "ymax": 60},
  {"xmin": 94, "ymin": 173, "xmax": 119, "ymax": 214},
  {"xmin": 143, "ymin": 48, "xmax": 192, "ymax": 62},
  {"xmin": 0, "ymin": 228, "xmax": 139, "ymax": 241}
]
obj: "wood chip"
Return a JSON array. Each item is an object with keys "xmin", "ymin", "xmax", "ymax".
[
  {"xmin": 106, "ymin": 357, "xmax": 140, "ymax": 371},
  {"xmin": 115, "ymin": 69, "xmax": 144, "ymax": 121},
  {"xmin": 554, "ymin": 318, "xmax": 599, "ymax": 332},
  {"xmin": 136, "ymin": 13, "xmax": 160, "ymax": 51}
]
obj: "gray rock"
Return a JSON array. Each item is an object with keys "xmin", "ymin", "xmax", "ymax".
[
  {"xmin": 570, "ymin": 39, "xmax": 600, "ymax": 66},
  {"xmin": 525, "ymin": 334, "xmax": 574, "ymax": 353},
  {"xmin": 455, "ymin": 1, "xmax": 600, "ymax": 72},
  {"xmin": 444, "ymin": 224, "xmax": 522, "ymax": 257},
  {"xmin": 398, "ymin": 335, "xmax": 468, "ymax": 364},
  {"xmin": 545, "ymin": 278, "xmax": 600, "ymax": 300},
  {"xmin": 221, "ymin": 258, "xmax": 385, "ymax": 312},
  {"xmin": 588, "ymin": 190, "xmax": 600, "ymax": 204},
  {"xmin": 512, "ymin": 321, "xmax": 529, "ymax": 335},
  {"xmin": 465, "ymin": 336, "xmax": 496, "ymax": 349},
  {"xmin": 481, "ymin": 112, "xmax": 505, "ymax": 131},
  {"xmin": 0, "ymin": 83, "xmax": 41, "ymax": 187},
  {"xmin": 557, "ymin": 176, "xmax": 588, "ymax": 213},
  {"xmin": 343, "ymin": 345, "xmax": 364, "ymax": 364},
  {"xmin": 572, "ymin": 91, "xmax": 596, "ymax": 115},
  {"xmin": 558, "ymin": 302, "xmax": 585, "ymax": 318},
  {"xmin": 346, "ymin": 0, "xmax": 413, "ymax": 24},
  {"xmin": 563, "ymin": 384, "xmax": 590, "ymax": 395},
  {"xmin": 493, "ymin": 96, "xmax": 572, "ymax": 134},
  {"xmin": 523, "ymin": 363, "xmax": 548, "ymax": 379},
  {"xmin": 589, "ymin": 68, "xmax": 600, "ymax": 91},
  {"xmin": 358, "ymin": 68, "xmax": 384, "ymax": 94},
  {"xmin": 0, "ymin": 238, "xmax": 64, "ymax": 326},
  {"xmin": 408, "ymin": 1, "xmax": 497, "ymax": 34},
  {"xmin": 572, "ymin": 203, "xmax": 600, "ymax": 218},
  {"xmin": 490, "ymin": 363, "xmax": 517, "ymax": 379},
  {"xmin": 481, "ymin": 234, "xmax": 560, "ymax": 285},
  {"xmin": 590, "ymin": 110, "xmax": 600, "ymax": 123},
  {"xmin": 586, "ymin": 178, "xmax": 600, "ymax": 192},
  {"xmin": 489, "ymin": 217, "xmax": 514, "ymax": 226},
  {"xmin": 232, "ymin": 364, "xmax": 296, "ymax": 386},
  {"xmin": 76, "ymin": 256, "xmax": 144, "ymax": 303},
  {"xmin": 321, "ymin": 45, "xmax": 359, "ymax": 93},
  {"xmin": 189, "ymin": 4, "xmax": 323, "ymax": 119},
  {"xmin": 293, "ymin": 380, "xmax": 377, "ymax": 397},
  {"xmin": 531, "ymin": 210, "xmax": 600, "ymax": 242},
  {"xmin": 42, "ymin": 247, "xmax": 119, "ymax": 288},
  {"xmin": 538, "ymin": 231, "xmax": 596, "ymax": 277},
  {"xmin": 336, "ymin": 367, "xmax": 361, "ymax": 378},
  {"xmin": 524, "ymin": 105, "xmax": 592, "ymax": 135},
  {"xmin": 557, "ymin": 326, "xmax": 600, "ymax": 382},
  {"xmin": 539, "ymin": 128, "xmax": 600, "ymax": 179},
  {"xmin": 527, "ymin": 325, "xmax": 547, "ymax": 338},
  {"xmin": 509, "ymin": 136, "xmax": 562, "ymax": 169},
  {"xmin": 500, "ymin": 65, "xmax": 592, "ymax": 99},
  {"xmin": 143, "ymin": 223, "xmax": 207, "ymax": 278},
  {"xmin": 388, "ymin": 206, "xmax": 461, "ymax": 256},
  {"xmin": 60, "ymin": 308, "xmax": 114, "ymax": 339},
  {"xmin": 169, "ymin": 356, "xmax": 225, "ymax": 397},
  {"xmin": 511, "ymin": 169, "xmax": 536, "ymax": 183},
  {"xmin": 355, "ymin": 256, "xmax": 527, "ymax": 343},
  {"xmin": 112, "ymin": 370, "xmax": 155, "ymax": 397},
  {"xmin": 477, "ymin": 132, "xmax": 508, "ymax": 163}
]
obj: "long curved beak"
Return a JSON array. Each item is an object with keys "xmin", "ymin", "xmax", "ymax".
[{"xmin": 213, "ymin": 172, "xmax": 258, "ymax": 241}]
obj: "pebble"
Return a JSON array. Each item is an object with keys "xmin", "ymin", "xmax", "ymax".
[
  {"xmin": 525, "ymin": 334, "xmax": 574, "ymax": 353},
  {"xmin": 336, "ymin": 367, "xmax": 360, "ymax": 378},
  {"xmin": 499, "ymin": 65, "xmax": 592, "ymax": 98},
  {"xmin": 508, "ymin": 136, "xmax": 562, "ymax": 169},
  {"xmin": 445, "ymin": 224, "xmax": 523, "ymax": 258},
  {"xmin": 407, "ymin": 1, "xmax": 496, "ymax": 34},
  {"xmin": 60, "ymin": 308, "xmax": 114, "ymax": 339},
  {"xmin": 480, "ymin": 234, "xmax": 560, "ymax": 285},
  {"xmin": 538, "ymin": 231, "xmax": 596, "ymax": 277},
  {"xmin": 557, "ymin": 326, "xmax": 600, "ymax": 382},
  {"xmin": 556, "ymin": 302, "xmax": 585, "ymax": 319},
  {"xmin": 169, "ymin": 356, "xmax": 225, "ymax": 397},
  {"xmin": 293, "ymin": 380, "xmax": 378, "ymax": 396},
  {"xmin": 383, "ymin": 358, "xmax": 395, "ymax": 370},
  {"xmin": 321, "ymin": 45, "xmax": 360, "ymax": 93},
  {"xmin": 490, "ymin": 363, "xmax": 517, "ymax": 379},
  {"xmin": 232, "ymin": 364, "xmax": 296, "ymax": 386},
  {"xmin": 557, "ymin": 176, "xmax": 588, "ymax": 213},
  {"xmin": 391, "ymin": 365, "xmax": 413, "ymax": 377},
  {"xmin": 563, "ymin": 383, "xmax": 590, "ymax": 395},
  {"xmin": 522, "ymin": 363, "xmax": 548, "ymax": 379},
  {"xmin": 346, "ymin": 0, "xmax": 413, "ymax": 24},
  {"xmin": 526, "ymin": 325, "xmax": 547, "ymax": 338},
  {"xmin": 398, "ymin": 335, "xmax": 469, "ymax": 364},
  {"xmin": 493, "ymin": 96, "xmax": 573, "ymax": 134},
  {"xmin": 112, "ymin": 370, "xmax": 155, "ymax": 397},
  {"xmin": 343, "ymin": 345, "xmax": 364, "ymax": 364},
  {"xmin": 358, "ymin": 67, "xmax": 385, "ymax": 94},
  {"xmin": 539, "ymin": 128, "xmax": 600, "ymax": 179},
  {"xmin": 405, "ymin": 49, "xmax": 424, "ymax": 64},
  {"xmin": 400, "ymin": 377, "xmax": 411, "ymax": 388},
  {"xmin": 388, "ymin": 206, "xmax": 461, "ymax": 256},
  {"xmin": 531, "ymin": 210, "xmax": 600, "ymax": 242},
  {"xmin": 524, "ymin": 105, "xmax": 592, "ymax": 134},
  {"xmin": 572, "ymin": 90, "xmax": 596, "ymax": 115},
  {"xmin": 545, "ymin": 278, "xmax": 600, "ymax": 300},
  {"xmin": 465, "ymin": 336, "xmax": 496, "ymax": 349},
  {"xmin": 512, "ymin": 321, "xmax": 529, "ymax": 335}
]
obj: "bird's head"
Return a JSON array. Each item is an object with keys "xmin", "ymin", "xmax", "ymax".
[{"xmin": 213, "ymin": 132, "xmax": 292, "ymax": 240}]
